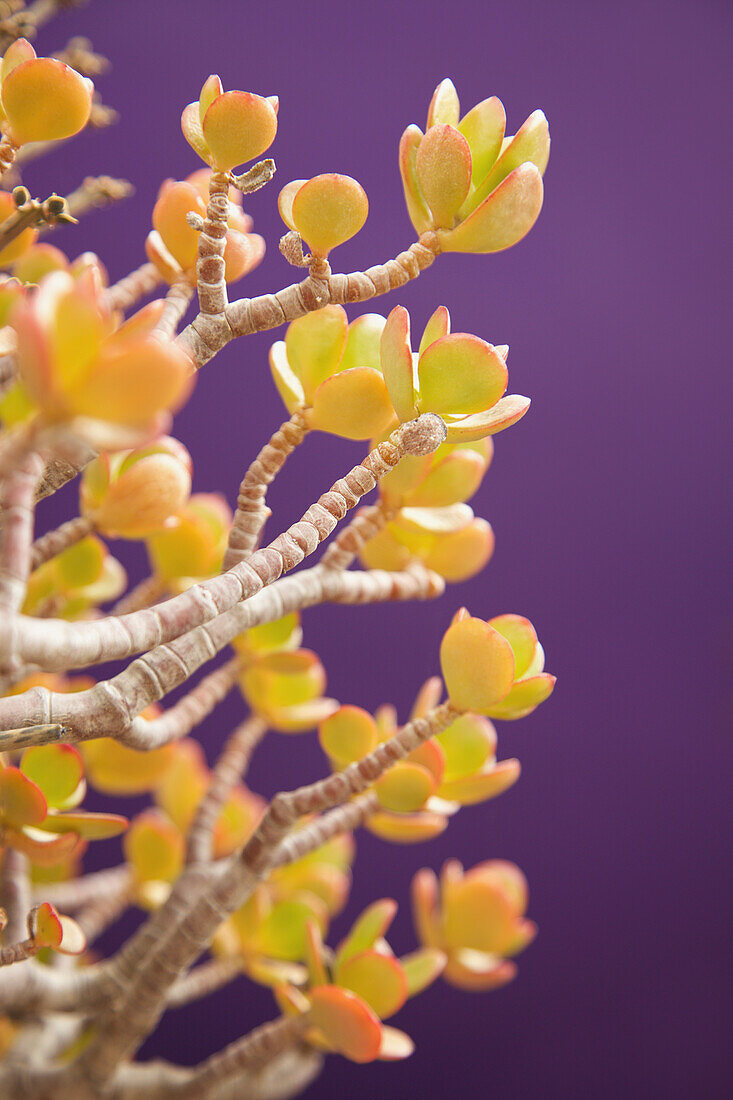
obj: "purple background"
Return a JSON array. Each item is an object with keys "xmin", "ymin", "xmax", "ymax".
[{"xmin": 26, "ymin": 0, "xmax": 732, "ymax": 1097}]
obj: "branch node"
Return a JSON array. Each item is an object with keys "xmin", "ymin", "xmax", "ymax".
[{"xmin": 232, "ymin": 158, "xmax": 276, "ymax": 195}]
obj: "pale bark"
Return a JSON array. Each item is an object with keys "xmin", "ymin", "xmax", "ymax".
[
  {"xmin": 320, "ymin": 498, "xmax": 396, "ymax": 570},
  {"xmin": 0, "ymin": 414, "xmax": 444, "ymax": 684},
  {"xmin": 177, "ymin": 235, "xmax": 440, "ymax": 368},
  {"xmin": 0, "ymin": 564, "xmax": 442, "ymax": 746},
  {"xmin": 224, "ymin": 409, "xmax": 310, "ymax": 568}
]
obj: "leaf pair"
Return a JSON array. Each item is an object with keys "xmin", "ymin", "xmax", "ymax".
[
  {"xmin": 0, "ymin": 745, "xmax": 126, "ymax": 867},
  {"xmin": 440, "ymin": 609, "xmax": 555, "ymax": 719},
  {"xmin": 81, "ymin": 437, "xmax": 192, "ymax": 540},
  {"xmin": 0, "ymin": 39, "xmax": 93, "ymax": 146},
  {"xmin": 146, "ymin": 169, "xmax": 265, "ymax": 285},
  {"xmin": 182, "ymin": 76, "xmax": 278, "ymax": 172},
  {"xmin": 399, "ymin": 78, "xmax": 549, "ymax": 253},
  {"xmin": 270, "ymin": 307, "xmax": 395, "ymax": 440},
  {"xmin": 381, "ymin": 304, "xmax": 530, "ymax": 441},
  {"xmin": 412, "ymin": 859, "xmax": 536, "ymax": 990}
]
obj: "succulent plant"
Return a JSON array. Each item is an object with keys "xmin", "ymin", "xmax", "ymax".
[{"xmin": 0, "ymin": 15, "xmax": 554, "ymax": 1098}]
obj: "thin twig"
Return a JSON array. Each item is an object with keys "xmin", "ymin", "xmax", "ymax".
[{"xmin": 187, "ymin": 716, "xmax": 267, "ymax": 864}]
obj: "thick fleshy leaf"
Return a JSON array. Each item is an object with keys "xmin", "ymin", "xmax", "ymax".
[
  {"xmin": 212, "ymin": 787, "xmax": 264, "ymax": 857},
  {"xmin": 469, "ymin": 109, "xmax": 550, "ymax": 211},
  {"xmin": 147, "ymin": 493, "xmax": 230, "ymax": 581},
  {"xmin": 366, "ymin": 810, "xmax": 448, "ymax": 844},
  {"xmin": 82, "ymin": 738, "xmax": 174, "ymax": 795},
  {"xmin": 202, "ymin": 90, "xmax": 278, "ymax": 170},
  {"xmin": 335, "ymin": 950, "xmax": 409, "ymax": 1020},
  {"xmin": 33, "ymin": 901, "xmax": 63, "ymax": 947},
  {"xmin": 291, "ymin": 174, "xmax": 368, "ymax": 257},
  {"xmin": 265, "ymin": 697, "xmax": 338, "ymax": 734},
  {"xmin": 255, "ymin": 893, "xmax": 328, "ymax": 961},
  {"xmin": 407, "ymin": 449, "xmax": 486, "ymax": 507},
  {"xmin": 56, "ymin": 914, "xmax": 86, "ymax": 955},
  {"xmin": 437, "ymin": 714, "xmax": 496, "ymax": 781},
  {"xmin": 246, "ymin": 957, "xmax": 308, "ymax": 989},
  {"xmin": 304, "ymin": 919, "xmax": 328, "ymax": 986},
  {"xmin": 241, "ymin": 649, "xmax": 326, "ymax": 711},
  {"xmin": 279, "ymin": 861, "xmax": 350, "ymax": 915},
  {"xmin": 439, "ymin": 163, "xmax": 544, "ymax": 254},
  {"xmin": 1, "ymin": 38, "xmax": 36, "ymax": 84},
  {"xmin": 277, "ymin": 179, "xmax": 307, "ymax": 232},
  {"xmin": 380, "ymin": 306, "xmax": 417, "ymax": 422},
  {"xmin": 228, "ymin": 886, "xmax": 271, "ymax": 948},
  {"xmin": 488, "ymin": 614, "xmax": 538, "ymax": 678},
  {"xmin": 339, "ymin": 314, "xmax": 385, "ymax": 372},
  {"xmin": 459, "ymin": 96, "xmax": 506, "ymax": 186},
  {"xmin": 309, "ymin": 986, "xmax": 382, "ymax": 1063},
  {"xmin": 181, "ymin": 101, "xmax": 211, "ymax": 163},
  {"xmin": 427, "ymin": 79, "xmax": 460, "ymax": 128},
  {"xmin": 522, "ymin": 638, "xmax": 546, "ymax": 679},
  {"xmin": 145, "ymin": 230, "xmax": 182, "ymax": 284},
  {"xmin": 123, "ymin": 811, "xmax": 183, "ymax": 884},
  {"xmin": 37, "ymin": 809, "xmax": 128, "ymax": 839},
  {"xmin": 69, "ymin": 339, "xmax": 193, "ymax": 426},
  {"xmin": 487, "ymin": 674, "xmax": 555, "ymax": 720},
  {"xmin": 418, "ymin": 305, "xmax": 450, "ymax": 356},
  {"xmin": 372, "ymin": 440, "xmax": 422, "ymax": 503},
  {"xmin": 393, "ymin": 504, "xmax": 473, "ymax": 554},
  {"xmin": 248, "ymin": 613, "xmax": 302, "ymax": 655},
  {"xmin": 443, "ymin": 875, "xmax": 518, "ymax": 955},
  {"xmin": 337, "ymin": 899, "xmax": 397, "ymax": 965},
  {"xmin": 409, "ymin": 675, "xmax": 444, "ymax": 720},
  {"xmin": 444, "ymin": 953, "xmax": 517, "ymax": 991},
  {"xmin": 269, "ymin": 340, "xmax": 306, "ymax": 412},
  {"xmin": 358, "ymin": 527, "xmax": 412, "ymax": 572},
  {"xmin": 417, "ymin": 334, "xmax": 507, "ymax": 416},
  {"xmin": 223, "ymin": 227, "xmax": 265, "ymax": 283},
  {"xmin": 198, "ymin": 74, "xmax": 223, "ymax": 128},
  {"xmin": 398, "ymin": 125, "xmax": 431, "ymax": 235},
  {"xmin": 378, "ymin": 1025, "xmax": 415, "ymax": 1061},
  {"xmin": 415, "ymin": 125, "xmax": 472, "ymax": 228},
  {"xmin": 440, "ymin": 616, "xmax": 515, "ymax": 713},
  {"xmin": 152, "ymin": 181, "xmax": 206, "ymax": 270},
  {"xmin": 472, "ymin": 859, "xmax": 528, "ymax": 913},
  {"xmin": 0, "ymin": 767, "xmax": 47, "ymax": 827},
  {"xmin": 13, "ymin": 825, "xmax": 80, "ymax": 866},
  {"xmin": 12, "ymin": 242, "xmax": 68, "ymax": 282},
  {"xmin": 407, "ymin": 739, "xmax": 445, "ymax": 785},
  {"xmin": 284, "ymin": 304, "xmax": 347, "ymax": 403},
  {"xmin": 506, "ymin": 918, "xmax": 538, "ymax": 956},
  {"xmin": 55, "ymin": 535, "xmax": 105, "ymax": 590},
  {"xmin": 2, "ymin": 58, "xmax": 92, "ymax": 144},
  {"xmin": 20, "ymin": 745, "xmax": 84, "ymax": 809},
  {"xmin": 373, "ymin": 761, "xmax": 436, "ymax": 814},
  {"xmin": 144, "ymin": 743, "xmax": 198, "ymax": 817},
  {"xmin": 83, "ymin": 443, "xmax": 192, "ymax": 541},
  {"xmin": 424, "ymin": 517, "xmax": 495, "ymax": 582},
  {"xmin": 443, "ymin": 394, "xmax": 531, "ymax": 442},
  {"xmin": 310, "ymin": 367, "xmax": 394, "ymax": 440},
  {"xmin": 290, "ymin": 864, "xmax": 348, "ymax": 913},
  {"xmin": 411, "ymin": 867, "xmax": 441, "ymax": 948},
  {"xmin": 439, "ymin": 758, "xmax": 520, "ymax": 805},
  {"xmin": 400, "ymin": 947, "xmax": 447, "ymax": 996},
  {"xmin": 319, "ymin": 706, "xmax": 379, "ymax": 769}
]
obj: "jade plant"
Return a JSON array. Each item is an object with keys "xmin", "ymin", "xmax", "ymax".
[{"xmin": 0, "ymin": 4, "xmax": 553, "ymax": 1097}]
